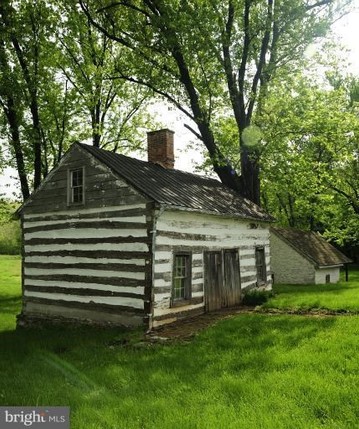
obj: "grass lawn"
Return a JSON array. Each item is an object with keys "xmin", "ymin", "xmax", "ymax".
[
  {"xmin": 1, "ymin": 255, "xmax": 359, "ymax": 428},
  {"xmin": 263, "ymin": 266, "xmax": 359, "ymax": 313}
]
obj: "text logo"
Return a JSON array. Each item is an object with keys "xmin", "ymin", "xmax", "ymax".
[{"xmin": 0, "ymin": 407, "xmax": 69, "ymax": 429}]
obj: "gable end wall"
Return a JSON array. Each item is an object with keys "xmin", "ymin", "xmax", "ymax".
[
  {"xmin": 270, "ymin": 232, "xmax": 315, "ymax": 284},
  {"xmin": 19, "ymin": 145, "xmax": 154, "ymax": 328}
]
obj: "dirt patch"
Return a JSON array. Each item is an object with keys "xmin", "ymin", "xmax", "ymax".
[
  {"xmin": 146, "ymin": 306, "xmax": 255, "ymax": 341},
  {"xmin": 145, "ymin": 306, "xmax": 359, "ymax": 343}
]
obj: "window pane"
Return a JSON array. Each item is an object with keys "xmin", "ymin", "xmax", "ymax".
[
  {"xmin": 173, "ymin": 278, "xmax": 184, "ymax": 299},
  {"xmin": 256, "ymin": 248, "xmax": 266, "ymax": 283},
  {"xmin": 173, "ymin": 254, "xmax": 190, "ymax": 300},
  {"xmin": 73, "ymin": 187, "xmax": 83, "ymax": 203},
  {"xmin": 70, "ymin": 169, "xmax": 84, "ymax": 204},
  {"xmin": 72, "ymin": 169, "xmax": 83, "ymax": 187}
]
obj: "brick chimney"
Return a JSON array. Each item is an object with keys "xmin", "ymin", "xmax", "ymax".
[{"xmin": 147, "ymin": 129, "xmax": 175, "ymax": 169}]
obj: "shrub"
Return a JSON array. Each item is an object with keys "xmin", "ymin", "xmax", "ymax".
[
  {"xmin": 0, "ymin": 199, "xmax": 21, "ymax": 255},
  {"xmin": 242, "ymin": 289, "xmax": 274, "ymax": 306},
  {"xmin": 0, "ymin": 220, "xmax": 21, "ymax": 255}
]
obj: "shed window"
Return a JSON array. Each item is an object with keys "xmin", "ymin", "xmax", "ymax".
[
  {"xmin": 172, "ymin": 253, "xmax": 191, "ymax": 301},
  {"xmin": 255, "ymin": 247, "xmax": 267, "ymax": 285},
  {"xmin": 69, "ymin": 168, "xmax": 84, "ymax": 204}
]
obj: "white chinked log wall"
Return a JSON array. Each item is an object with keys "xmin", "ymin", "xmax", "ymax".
[
  {"xmin": 152, "ymin": 210, "xmax": 271, "ymax": 327},
  {"xmin": 23, "ymin": 202, "xmax": 151, "ymax": 327},
  {"xmin": 20, "ymin": 145, "xmax": 155, "ymax": 327}
]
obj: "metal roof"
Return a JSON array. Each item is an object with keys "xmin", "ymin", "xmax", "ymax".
[
  {"xmin": 271, "ymin": 227, "xmax": 352, "ymax": 267},
  {"xmin": 79, "ymin": 143, "xmax": 274, "ymax": 222}
]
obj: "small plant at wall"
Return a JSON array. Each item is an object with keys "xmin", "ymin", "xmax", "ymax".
[{"xmin": 242, "ymin": 290, "xmax": 274, "ymax": 306}]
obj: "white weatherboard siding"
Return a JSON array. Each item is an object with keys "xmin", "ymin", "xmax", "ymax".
[
  {"xmin": 315, "ymin": 266, "xmax": 341, "ymax": 284},
  {"xmin": 270, "ymin": 232, "xmax": 315, "ymax": 284},
  {"xmin": 152, "ymin": 210, "xmax": 271, "ymax": 325}
]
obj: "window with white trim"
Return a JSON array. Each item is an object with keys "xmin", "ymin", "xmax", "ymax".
[
  {"xmin": 172, "ymin": 253, "xmax": 192, "ymax": 301},
  {"xmin": 68, "ymin": 168, "xmax": 84, "ymax": 205},
  {"xmin": 255, "ymin": 247, "xmax": 267, "ymax": 285}
]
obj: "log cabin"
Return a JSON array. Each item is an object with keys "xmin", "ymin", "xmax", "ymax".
[{"xmin": 17, "ymin": 129, "xmax": 274, "ymax": 329}]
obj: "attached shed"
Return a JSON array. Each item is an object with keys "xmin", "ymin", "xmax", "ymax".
[
  {"xmin": 18, "ymin": 129, "xmax": 274, "ymax": 329},
  {"xmin": 270, "ymin": 226, "xmax": 352, "ymax": 285}
]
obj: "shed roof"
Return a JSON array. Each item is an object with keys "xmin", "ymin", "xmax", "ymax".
[
  {"xmin": 78, "ymin": 143, "xmax": 274, "ymax": 222},
  {"xmin": 271, "ymin": 226, "xmax": 352, "ymax": 267}
]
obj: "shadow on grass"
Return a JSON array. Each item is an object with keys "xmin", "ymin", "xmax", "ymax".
[
  {"xmin": 273, "ymin": 281, "xmax": 355, "ymax": 294},
  {"xmin": 0, "ymin": 296, "xmax": 22, "ymax": 315},
  {"xmin": 0, "ymin": 312, "xmax": 338, "ymax": 427}
]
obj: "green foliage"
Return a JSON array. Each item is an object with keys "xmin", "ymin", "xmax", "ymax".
[
  {"xmin": 0, "ymin": 0, "xmax": 156, "ymax": 200},
  {"xmin": 0, "ymin": 200, "xmax": 21, "ymax": 255},
  {"xmin": 258, "ymin": 68, "xmax": 359, "ymax": 251},
  {"xmin": 81, "ymin": 0, "xmax": 347, "ymax": 202},
  {"xmin": 242, "ymin": 288, "xmax": 274, "ymax": 306},
  {"xmin": 0, "ymin": 221, "xmax": 21, "ymax": 255}
]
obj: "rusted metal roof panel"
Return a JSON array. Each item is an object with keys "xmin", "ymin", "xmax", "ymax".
[
  {"xmin": 271, "ymin": 227, "xmax": 352, "ymax": 266},
  {"xmin": 79, "ymin": 143, "xmax": 274, "ymax": 222}
]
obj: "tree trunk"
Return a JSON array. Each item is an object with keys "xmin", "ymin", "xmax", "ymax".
[
  {"xmin": 239, "ymin": 146, "xmax": 260, "ymax": 206},
  {"xmin": 3, "ymin": 97, "xmax": 30, "ymax": 200}
]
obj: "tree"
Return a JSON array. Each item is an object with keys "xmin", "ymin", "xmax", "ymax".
[
  {"xmin": 56, "ymin": 0, "xmax": 155, "ymax": 151},
  {"xmin": 80, "ymin": 0, "xmax": 350, "ymax": 204},
  {"xmin": 0, "ymin": 0, "xmax": 156, "ymax": 201},
  {"xmin": 259, "ymin": 70, "xmax": 359, "ymax": 250},
  {"xmin": 0, "ymin": 0, "xmax": 75, "ymax": 196}
]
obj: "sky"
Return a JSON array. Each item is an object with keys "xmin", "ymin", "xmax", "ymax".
[{"xmin": 1, "ymin": 5, "xmax": 359, "ymax": 200}]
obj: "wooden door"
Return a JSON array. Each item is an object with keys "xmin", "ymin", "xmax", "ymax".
[
  {"xmin": 204, "ymin": 249, "xmax": 241, "ymax": 311},
  {"xmin": 204, "ymin": 251, "xmax": 223, "ymax": 311},
  {"xmin": 223, "ymin": 250, "xmax": 241, "ymax": 307}
]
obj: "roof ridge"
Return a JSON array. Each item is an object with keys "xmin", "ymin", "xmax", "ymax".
[
  {"xmin": 77, "ymin": 142, "xmax": 221, "ymax": 185},
  {"xmin": 271, "ymin": 226, "xmax": 352, "ymax": 266},
  {"xmin": 77, "ymin": 142, "xmax": 274, "ymax": 222}
]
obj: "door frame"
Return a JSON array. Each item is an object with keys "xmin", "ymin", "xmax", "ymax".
[{"xmin": 204, "ymin": 249, "xmax": 241, "ymax": 312}]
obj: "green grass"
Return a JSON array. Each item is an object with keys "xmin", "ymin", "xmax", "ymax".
[
  {"xmin": 2, "ymin": 256, "xmax": 359, "ymax": 428},
  {"xmin": 263, "ymin": 266, "xmax": 359, "ymax": 313},
  {"xmin": 0, "ymin": 255, "xmax": 21, "ymax": 330}
]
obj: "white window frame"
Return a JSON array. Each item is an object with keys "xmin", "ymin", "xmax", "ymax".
[
  {"xmin": 67, "ymin": 167, "xmax": 85, "ymax": 206},
  {"xmin": 172, "ymin": 252, "xmax": 192, "ymax": 303}
]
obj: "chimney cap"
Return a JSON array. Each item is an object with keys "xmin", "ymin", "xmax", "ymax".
[
  {"xmin": 147, "ymin": 128, "xmax": 175, "ymax": 169},
  {"xmin": 147, "ymin": 128, "xmax": 174, "ymax": 136}
]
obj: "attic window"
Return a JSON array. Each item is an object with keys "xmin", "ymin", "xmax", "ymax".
[{"xmin": 68, "ymin": 168, "xmax": 84, "ymax": 205}]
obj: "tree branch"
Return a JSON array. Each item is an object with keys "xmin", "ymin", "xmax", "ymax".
[
  {"xmin": 110, "ymin": 72, "xmax": 195, "ymax": 121},
  {"xmin": 247, "ymin": 0, "xmax": 273, "ymax": 122},
  {"xmin": 238, "ymin": 0, "xmax": 251, "ymax": 117},
  {"xmin": 222, "ymin": 0, "xmax": 243, "ymax": 128},
  {"xmin": 184, "ymin": 123, "xmax": 203, "ymax": 141}
]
